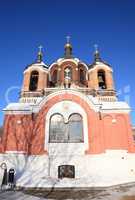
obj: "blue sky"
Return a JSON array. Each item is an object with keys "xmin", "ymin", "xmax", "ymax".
[{"xmin": 0, "ymin": 0, "xmax": 135, "ymax": 126}]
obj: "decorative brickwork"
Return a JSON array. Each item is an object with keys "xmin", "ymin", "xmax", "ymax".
[{"xmin": 1, "ymin": 93, "xmax": 135, "ymax": 155}]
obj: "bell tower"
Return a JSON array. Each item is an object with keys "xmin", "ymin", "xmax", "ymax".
[
  {"xmin": 20, "ymin": 46, "xmax": 49, "ymax": 102},
  {"xmin": 50, "ymin": 37, "xmax": 88, "ymax": 89},
  {"xmin": 88, "ymin": 45, "xmax": 116, "ymax": 101}
]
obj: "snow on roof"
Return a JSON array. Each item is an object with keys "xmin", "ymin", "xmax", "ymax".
[
  {"xmin": 101, "ymin": 101, "xmax": 130, "ymax": 111},
  {"xmin": 4, "ymin": 103, "xmax": 32, "ymax": 111}
]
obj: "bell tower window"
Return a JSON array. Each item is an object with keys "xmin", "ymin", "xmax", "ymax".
[
  {"xmin": 29, "ymin": 71, "xmax": 39, "ymax": 91},
  {"xmin": 98, "ymin": 70, "xmax": 107, "ymax": 89},
  {"xmin": 80, "ymin": 69, "xmax": 85, "ymax": 84},
  {"xmin": 52, "ymin": 70, "xmax": 57, "ymax": 85}
]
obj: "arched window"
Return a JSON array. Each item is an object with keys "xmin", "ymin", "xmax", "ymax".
[
  {"xmin": 80, "ymin": 69, "xmax": 85, "ymax": 84},
  {"xmin": 49, "ymin": 113, "xmax": 83, "ymax": 143},
  {"xmin": 98, "ymin": 70, "xmax": 107, "ymax": 89},
  {"xmin": 49, "ymin": 114, "xmax": 65, "ymax": 142},
  {"xmin": 29, "ymin": 71, "xmax": 39, "ymax": 91},
  {"xmin": 52, "ymin": 70, "xmax": 57, "ymax": 84}
]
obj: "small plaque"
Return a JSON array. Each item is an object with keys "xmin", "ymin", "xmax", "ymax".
[{"xmin": 58, "ymin": 165, "xmax": 75, "ymax": 178}]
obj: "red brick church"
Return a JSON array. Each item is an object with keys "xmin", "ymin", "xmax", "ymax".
[{"xmin": 0, "ymin": 40, "xmax": 135, "ymax": 187}]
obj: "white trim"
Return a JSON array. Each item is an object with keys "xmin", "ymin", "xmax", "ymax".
[
  {"xmin": 49, "ymin": 58, "xmax": 79, "ymax": 70},
  {"xmin": 57, "ymin": 58, "xmax": 78, "ymax": 66},
  {"xmin": 101, "ymin": 108, "xmax": 131, "ymax": 114},
  {"xmin": 88, "ymin": 63, "xmax": 113, "ymax": 72},
  {"xmin": 38, "ymin": 90, "xmax": 100, "ymax": 113},
  {"xmin": 44, "ymin": 100, "xmax": 89, "ymax": 152},
  {"xmin": 49, "ymin": 62, "xmax": 58, "ymax": 70},
  {"xmin": 3, "ymin": 110, "xmax": 32, "ymax": 115},
  {"xmin": 4, "ymin": 90, "xmax": 131, "ymax": 115},
  {"xmin": 19, "ymin": 97, "xmax": 43, "ymax": 105},
  {"xmin": 5, "ymin": 151, "xmax": 26, "ymax": 154},
  {"xmin": 49, "ymin": 59, "xmax": 89, "ymax": 71},
  {"xmin": 41, "ymin": 91, "xmax": 130, "ymax": 114},
  {"xmin": 79, "ymin": 61, "xmax": 89, "ymax": 70},
  {"xmin": 24, "ymin": 65, "xmax": 49, "ymax": 74}
]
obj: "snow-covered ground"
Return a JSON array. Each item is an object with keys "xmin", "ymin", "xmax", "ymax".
[{"xmin": 1, "ymin": 184, "xmax": 135, "ymax": 200}]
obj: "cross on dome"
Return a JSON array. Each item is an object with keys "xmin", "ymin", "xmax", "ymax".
[
  {"xmin": 64, "ymin": 36, "xmax": 72, "ymax": 58},
  {"xmin": 94, "ymin": 44, "xmax": 102, "ymax": 62},
  {"xmin": 94, "ymin": 44, "xmax": 98, "ymax": 52},
  {"xmin": 38, "ymin": 45, "xmax": 43, "ymax": 53},
  {"xmin": 66, "ymin": 36, "xmax": 70, "ymax": 44},
  {"xmin": 37, "ymin": 45, "xmax": 43, "ymax": 62}
]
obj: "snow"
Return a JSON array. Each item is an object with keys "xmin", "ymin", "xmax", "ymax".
[
  {"xmin": 101, "ymin": 101, "xmax": 130, "ymax": 111},
  {"xmin": 4, "ymin": 103, "xmax": 32, "ymax": 111},
  {"xmin": 0, "ymin": 150, "xmax": 135, "ymax": 188},
  {"xmin": 3, "ymin": 88, "xmax": 130, "ymax": 115},
  {"xmin": 29, "ymin": 61, "xmax": 48, "ymax": 69}
]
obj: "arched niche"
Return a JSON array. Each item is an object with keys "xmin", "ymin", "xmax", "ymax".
[
  {"xmin": 80, "ymin": 68, "xmax": 86, "ymax": 84},
  {"xmin": 51, "ymin": 69, "xmax": 57, "ymax": 86}
]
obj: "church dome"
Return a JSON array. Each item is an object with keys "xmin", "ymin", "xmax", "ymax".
[
  {"xmin": 25, "ymin": 46, "xmax": 48, "ymax": 70},
  {"xmin": 88, "ymin": 48, "xmax": 112, "ymax": 69}
]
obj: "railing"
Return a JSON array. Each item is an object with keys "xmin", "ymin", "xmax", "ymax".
[{"xmin": 20, "ymin": 87, "xmax": 116, "ymax": 98}]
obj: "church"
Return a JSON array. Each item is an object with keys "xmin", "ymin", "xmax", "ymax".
[{"xmin": 0, "ymin": 39, "xmax": 135, "ymax": 188}]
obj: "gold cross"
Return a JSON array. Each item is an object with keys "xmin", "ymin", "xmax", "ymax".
[
  {"xmin": 66, "ymin": 36, "xmax": 70, "ymax": 43},
  {"xmin": 38, "ymin": 45, "xmax": 43, "ymax": 53},
  {"xmin": 94, "ymin": 44, "xmax": 98, "ymax": 52}
]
